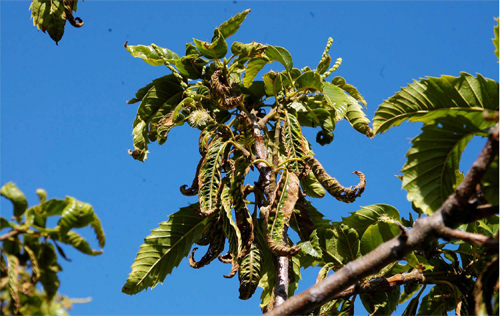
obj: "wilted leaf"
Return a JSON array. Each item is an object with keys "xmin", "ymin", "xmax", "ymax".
[
  {"xmin": 238, "ymin": 240, "xmax": 262, "ymax": 300},
  {"xmin": 1, "ymin": 182, "xmax": 28, "ymax": 221},
  {"xmin": 58, "ymin": 197, "xmax": 95, "ymax": 239}
]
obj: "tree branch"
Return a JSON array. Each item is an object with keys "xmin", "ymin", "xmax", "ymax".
[
  {"xmin": 264, "ymin": 124, "xmax": 499, "ymax": 316},
  {"xmin": 0, "ymin": 229, "xmax": 25, "ymax": 241}
]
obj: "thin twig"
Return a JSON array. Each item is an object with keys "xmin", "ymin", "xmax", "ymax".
[{"xmin": 435, "ymin": 226, "xmax": 499, "ymax": 249}]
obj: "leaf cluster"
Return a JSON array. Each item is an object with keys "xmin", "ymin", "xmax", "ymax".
[{"xmin": 0, "ymin": 183, "xmax": 105, "ymax": 315}]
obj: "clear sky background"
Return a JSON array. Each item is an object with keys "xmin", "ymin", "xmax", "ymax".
[{"xmin": 1, "ymin": 1, "xmax": 499, "ymax": 315}]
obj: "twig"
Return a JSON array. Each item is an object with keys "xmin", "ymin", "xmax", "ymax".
[
  {"xmin": 264, "ymin": 124, "xmax": 499, "ymax": 316},
  {"xmin": 0, "ymin": 229, "xmax": 25, "ymax": 241},
  {"xmin": 435, "ymin": 226, "xmax": 499, "ymax": 249}
]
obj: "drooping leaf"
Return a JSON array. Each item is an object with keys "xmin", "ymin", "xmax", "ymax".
[
  {"xmin": 401, "ymin": 116, "xmax": 486, "ymax": 215},
  {"xmin": 238, "ymin": 240, "xmax": 262, "ymax": 300},
  {"xmin": 6, "ymin": 254, "xmax": 20, "ymax": 314},
  {"xmin": 218, "ymin": 9, "xmax": 251, "ymax": 39},
  {"xmin": 282, "ymin": 110, "xmax": 309, "ymax": 173},
  {"xmin": 1, "ymin": 182, "xmax": 28, "ymax": 220},
  {"xmin": 243, "ymin": 58, "xmax": 268, "ymax": 88},
  {"xmin": 360, "ymin": 222, "xmax": 400, "ymax": 255},
  {"xmin": 265, "ymin": 45, "xmax": 293, "ymax": 72},
  {"xmin": 36, "ymin": 188, "xmax": 47, "ymax": 203},
  {"xmin": 60, "ymin": 231, "xmax": 103, "ymax": 256},
  {"xmin": 220, "ymin": 181, "xmax": 243, "ymax": 277},
  {"xmin": 0, "ymin": 217, "xmax": 14, "ymax": 230},
  {"xmin": 198, "ymin": 137, "xmax": 229, "ymax": 216},
  {"xmin": 39, "ymin": 266, "xmax": 60, "ymax": 301},
  {"xmin": 30, "ymin": 0, "xmax": 67, "ymax": 44},
  {"xmin": 331, "ymin": 76, "xmax": 367, "ymax": 107},
  {"xmin": 189, "ymin": 214, "xmax": 225, "ymax": 269},
  {"xmin": 122, "ymin": 205, "xmax": 207, "ymax": 294},
  {"xmin": 193, "ymin": 29, "xmax": 228, "ymax": 59},
  {"xmin": 288, "ymin": 255, "xmax": 301, "ymax": 296},
  {"xmin": 124, "ymin": 43, "xmax": 179, "ymax": 66},
  {"xmin": 373, "ymin": 72, "xmax": 499, "ymax": 134},
  {"xmin": 58, "ymin": 197, "xmax": 95, "ymax": 239},
  {"xmin": 402, "ymin": 285, "xmax": 426, "ymax": 316},
  {"xmin": 23, "ymin": 245, "xmax": 41, "ymax": 280},
  {"xmin": 342, "ymin": 204, "xmax": 401, "ymax": 236},
  {"xmin": 90, "ymin": 214, "xmax": 106, "ymax": 248}
]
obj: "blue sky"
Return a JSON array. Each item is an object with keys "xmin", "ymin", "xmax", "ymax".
[{"xmin": 1, "ymin": 1, "xmax": 498, "ymax": 315}]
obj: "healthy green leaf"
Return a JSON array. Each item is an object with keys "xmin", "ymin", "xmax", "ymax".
[
  {"xmin": 1, "ymin": 182, "xmax": 28, "ymax": 220},
  {"xmin": 401, "ymin": 116, "xmax": 486, "ymax": 215},
  {"xmin": 288, "ymin": 255, "xmax": 301, "ymax": 296},
  {"xmin": 295, "ymin": 71, "xmax": 323, "ymax": 92},
  {"xmin": 265, "ymin": 45, "xmax": 293, "ymax": 72},
  {"xmin": 39, "ymin": 266, "xmax": 60, "ymax": 301},
  {"xmin": 243, "ymin": 58, "xmax": 268, "ymax": 88},
  {"xmin": 193, "ymin": 29, "xmax": 228, "ymax": 59},
  {"xmin": 373, "ymin": 72, "xmax": 499, "ymax": 134},
  {"xmin": 198, "ymin": 137, "xmax": 228, "ymax": 215},
  {"xmin": 336, "ymin": 224, "xmax": 360, "ymax": 261},
  {"xmin": 299, "ymin": 230, "xmax": 323, "ymax": 259},
  {"xmin": 174, "ymin": 55, "xmax": 209, "ymax": 79},
  {"xmin": 316, "ymin": 228, "xmax": 344, "ymax": 268},
  {"xmin": 417, "ymin": 285, "xmax": 457, "ymax": 315},
  {"xmin": 30, "ymin": 0, "xmax": 67, "ymax": 44},
  {"xmin": 125, "ymin": 43, "xmax": 179, "ymax": 66},
  {"xmin": 122, "ymin": 205, "xmax": 207, "ymax": 294},
  {"xmin": 263, "ymin": 71, "xmax": 283, "ymax": 96},
  {"xmin": 331, "ymin": 76, "xmax": 367, "ymax": 107},
  {"xmin": 342, "ymin": 204, "xmax": 401, "ymax": 236},
  {"xmin": 60, "ymin": 231, "xmax": 102, "ymax": 256},
  {"xmin": 218, "ymin": 9, "xmax": 251, "ymax": 39},
  {"xmin": 58, "ymin": 197, "xmax": 95, "ymax": 239},
  {"xmin": 493, "ymin": 18, "xmax": 499, "ymax": 59},
  {"xmin": 360, "ymin": 222, "xmax": 400, "ymax": 255}
]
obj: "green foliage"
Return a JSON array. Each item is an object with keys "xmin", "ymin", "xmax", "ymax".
[
  {"xmin": 0, "ymin": 183, "xmax": 104, "ymax": 316},
  {"xmin": 30, "ymin": 0, "xmax": 84, "ymax": 45},
  {"xmin": 122, "ymin": 10, "xmax": 499, "ymax": 316}
]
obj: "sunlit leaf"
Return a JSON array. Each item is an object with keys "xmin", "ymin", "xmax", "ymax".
[
  {"xmin": 174, "ymin": 55, "xmax": 209, "ymax": 79},
  {"xmin": 373, "ymin": 72, "xmax": 499, "ymax": 134},
  {"xmin": 299, "ymin": 230, "xmax": 323, "ymax": 259},
  {"xmin": 30, "ymin": 0, "xmax": 68, "ymax": 44},
  {"xmin": 218, "ymin": 9, "xmax": 251, "ymax": 39},
  {"xmin": 300, "ymin": 170, "xmax": 326, "ymax": 199},
  {"xmin": 492, "ymin": 17, "xmax": 499, "ymax": 59},
  {"xmin": 58, "ymin": 197, "xmax": 95, "ymax": 239},
  {"xmin": 263, "ymin": 71, "xmax": 283, "ymax": 96},
  {"xmin": 360, "ymin": 222, "xmax": 400, "ymax": 255},
  {"xmin": 24, "ymin": 245, "xmax": 41, "ymax": 280},
  {"xmin": 295, "ymin": 71, "xmax": 323, "ymax": 92},
  {"xmin": 6, "ymin": 254, "xmax": 20, "ymax": 313},
  {"xmin": 243, "ymin": 58, "xmax": 268, "ymax": 88},
  {"xmin": 282, "ymin": 110, "xmax": 309, "ymax": 173},
  {"xmin": 90, "ymin": 214, "xmax": 106, "ymax": 248},
  {"xmin": 198, "ymin": 137, "xmax": 229, "ymax": 216},
  {"xmin": 122, "ymin": 205, "xmax": 207, "ymax": 294},
  {"xmin": 342, "ymin": 204, "xmax": 401, "ymax": 236},
  {"xmin": 401, "ymin": 116, "xmax": 486, "ymax": 215},
  {"xmin": 193, "ymin": 29, "xmax": 228, "ymax": 59},
  {"xmin": 125, "ymin": 43, "xmax": 179, "ymax": 66},
  {"xmin": 60, "ymin": 231, "xmax": 102, "ymax": 256},
  {"xmin": 331, "ymin": 76, "xmax": 367, "ymax": 107},
  {"xmin": 1, "ymin": 182, "xmax": 28, "ymax": 220},
  {"xmin": 336, "ymin": 224, "xmax": 360, "ymax": 261},
  {"xmin": 265, "ymin": 45, "xmax": 293, "ymax": 72}
]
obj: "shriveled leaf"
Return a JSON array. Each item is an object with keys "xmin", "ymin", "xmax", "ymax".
[
  {"xmin": 342, "ymin": 204, "xmax": 401, "ymax": 236},
  {"xmin": 238, "ymin": 240, "xmax": 262, "ymax": 300},
  {"xmin": 122, "ymin": 205, "xmax": 207, "ymax": 294},
  {"xmin": 218, "ymin": 9, "xmax": 251, "ymax": 39},
  {"xmin": 61, "ymin": 231, "xmax": 103, "ymax": 256},
  {"xmin": 125, "ymin": 43, "xmax": 179, "ymax": 66},
  {"xmin": 6, "ymin": 254, "xmax": 20, "ymax": 313},
  {"xmin": 90, "ymin": 214, "xmax": 106, "ymax": 248},
  {"xmin": 373, "ymin": 72, "xmax": 499, "ymax": 134},
  {"xmin": 282, "ymin": 110, "xmax": 309, "ymax": 173},
  {"xmin": 265, "ymin": 45, "xmax": 293, "ymax": 72},
  {"xmin": 24, "ymin": 245, "xmax": 41, "ymax": 280},
  {"xmin": 198, "ymin": 137, "xmax": 228, "ymax": 216},
  {"xmin": 193, "ymin": 29, "xmax": 228, "ymax": 59},
  {"xmin": 401, "ymin": 116, "xmax": 486, "ymax": 215},
  {"xmin": 1, "ymin": 182, "xmax": 28, "ymax": 220},
  {"xmin": 360, "ymin": 222, "xmax": 400, "ymax": 255}
]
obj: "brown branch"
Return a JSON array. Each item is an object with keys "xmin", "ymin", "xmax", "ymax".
[
  {"xmin": 331, "ymin": 269, "xmax": 424, "ymax": 300},
  {"xmin": 435, "ymin": 226, "xmax": 499, "ymax": 249},
  {"xmin": 0, "ymin": 229, "xmax": 25, "ymax": 241},
  {"xmin": 264, "ymin": 124, "xmax": 499, "ymax": 316}
]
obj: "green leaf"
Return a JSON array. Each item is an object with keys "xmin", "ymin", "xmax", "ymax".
[
  {"xmin": 60, "ymin": 231, "xmax": 102, "ymax": 256},
  {"xmin": 36, "ymin": 188, "xmax": 47, "ymax": 203},
  {"xmin": 6, "ymin": 254, "xmax": 20, "ymax": 311},
  {"xmin": 263, "ymin": 71, "xmax": 283, "ymax": 96},
  {"xmin": 331, "ymin": 76, "xmax": 367, "ymax": 107},
  {"xmin": 373, "ymin": 72, "xmax": 499, "ymax": 134},
  {"xmin": 417, "ymin": 285, "xmax": 457, "ymax": 315},
  {"xmin": 475, "ymin": 257, "xmax": 499, "ymax": 316},
  {"xmin": 122, "ymin": 205, "xmax": 207, "ymax": 294},
  {"xmin": 360, "ymin": 285, "xmax": 400, "ymax": 315},
  {"xmin": 221, "ymin": 182, "xmax": 243, "ymax": 263},
  {"xmin": 360, "ymin": 222, "xmax": 400, "ymax": 255},
  {"xmin": 174, "ymin": 55, "xmax": 209, "ymax": 79},
  {"xmin": 193, "ymin": 29, "xmax": 228, "ymax": 59},
  {"xmin": 481, "ymin": 156, "xmax": 498, "ymax": 205},
  {"xmin": 342, "ymin": 204, "xmax": 401, "ymax": 236},
  {"xmin": 90, "ymin": 214, "xmax": 106, "ymax": 248},
  {"xmin": 218, "ymin": 9, "xmax": 251, "ymax": 39},
  {"xmin": 316, "ymin": 228, "xmax": 344, "ymax": 268},
  {"xmin": 265, "ymin": 45, "xmax": 293, "ymax": 72},
  {"xmin": 0, "ymin": 217, "xmax": 14, "ymax": 230},
  {"xmin": 39, "ymin": 266, "xmax": 60, "ymax": 301},
  {"xmin": 30, "ymin": 0, "xmax": 67, "ymax": 44},
  {"xmin": 24, "ymin": 245, "xmax": 41, "ymax": 280},
  {"xmin": 288, "ymin": 255, "xmax": 301, "ymax": 296},
  {"xmin": 401, "ymin": 116, "xmax": 486, "ymax": 215},
  {"xmin": 238, "ymin": 240, "xmax": 262, "ymax": 300},
  {"xmin": 1, "ymin": 182, "xmax": 28, "ymax": 220},
  {"xmin": 282, "ymin": 111, "xmax": 309, "ymax": 173},
  {"xmin": 299, "ymin": 230, "xmax": 323, "ymax": 259},
  {"xmin": 317, "ymin": 55, "xmax": 331, "ymax": 75},
  {"xmin": 243, "ymin": 58, "xmax": 268, "ymax": 88},
  {"xmin": 301, "ymin": 170, "xmax": 326, "ymax": 198},
  {"xmin": 58, "ymin": 197, "xmax": 95, "ymax": 239},
  {"xmin": 198, "ymin": 137, "xmax": 228, "ymax": 216},
  {"xmin": 336, "ymin": 224, "xmax": 360, "ymax": 261},
  {"xmin": 125, "ymin": 43, "xmax": 179, "ymax": 66},
  {"xmin": 493, "ymin": 17, "xmax": 499, "ymax": 59},
  {"xmin": 129, "ymin": 75, "xmax": 184, "ymax": 161},
  {"xmin": 322, "ymin": 82, "xmax": 351, "ymax": 121},
  {"xmin": 295, "ymin": 71, "xmax": 323, "ymax": 92}
]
